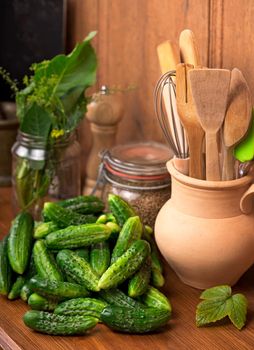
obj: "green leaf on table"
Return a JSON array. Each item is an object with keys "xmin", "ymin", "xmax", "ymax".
[
  {"xmin": 20, "ymin": 103, "xmax": 52, "ymax": 140},
  {"xmin": 196, "ymin": 285, "xmax": 248, "ymax": 330}
]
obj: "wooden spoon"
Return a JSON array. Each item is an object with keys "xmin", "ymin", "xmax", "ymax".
[
  {"xmin": 222, "ymin": 68, "xmax": 252, "ymax": 180},
  {"xmin": 179, "ymin": 29, "xmax": 201, "ymax": 66},
  {"xmin": 189, "ymin": 69, "xmax": 231, "ymax": 180},
  {"xmin": 176, "ymin": 63, "xmax": 205, "ymax": 179}
]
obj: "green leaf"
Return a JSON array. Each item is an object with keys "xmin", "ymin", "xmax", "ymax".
[
  {"xmin": 227, "ymin": 294, "xmax": 248, "ymax": 330},
  {"xmin": 196, "ymin": 298, "xmax": 229, "ymax": 327},
  {"xmin": 196, "ymin": 285, "xmax": 247, "ymax": 330},
  {"xmin": 200, "ymin": 285, "xmax": 231, "ymax": 300},
  {"xmin": 20, "ymin": 103, "xmax": 52, "ymax": 140}
]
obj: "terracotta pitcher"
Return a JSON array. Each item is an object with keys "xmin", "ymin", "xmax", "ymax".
[{"xmin": 155, "ymin": 159, "xmax": 254, "ymax": 289}]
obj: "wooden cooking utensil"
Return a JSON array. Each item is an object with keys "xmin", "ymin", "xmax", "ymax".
[
  {"xmin": 157, "ymin": 40, "xmax": 188, "ymax": 173},
  {"xmin": 157, "ymin": 40, "xmax": 179, "ymax": 76},
  {"xmin": 222, "ymin": 68, "xmax": 252, "ymax": 180},
  {"xmin": 176, "ymin": 63, "xmax": 205, "ymax": 179},
  {"xmin": 189, "ymin": 69, "xmax": 231, "ymax": 181},
  {"xmin": 179, "ymin": 29, "xmax": 201, "ymax": 67}
]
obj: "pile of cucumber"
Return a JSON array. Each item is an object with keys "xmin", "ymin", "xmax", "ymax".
[{"xmin": 0, "ymin": 193, "xmax": 171, "ymax": 335}]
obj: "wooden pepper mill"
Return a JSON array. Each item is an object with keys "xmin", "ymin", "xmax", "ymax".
[{"xmin": 83, "ymin": 86, "xmax": 123, "ymax": 195}]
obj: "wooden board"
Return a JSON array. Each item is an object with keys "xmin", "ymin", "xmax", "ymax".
[{"xmin": 1, "ymin": 187, "xmax": 254, "ymax": 349}]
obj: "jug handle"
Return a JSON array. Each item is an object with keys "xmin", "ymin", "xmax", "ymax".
[{"xmin": 240, "ymin": 184, "xmax": 254, "ymax": 214}]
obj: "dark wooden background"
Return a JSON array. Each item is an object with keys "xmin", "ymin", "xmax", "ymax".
[{"xmin": 66, "ymin": 0, "xmax": 254, "ymax": 176}]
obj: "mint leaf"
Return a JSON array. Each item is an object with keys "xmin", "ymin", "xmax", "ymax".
[
  {"xmin": 196, "ymin": 298, "xmax": 228, "ymax": 327},
  {"xmin": 200, "ymin": 285, "xmax": 231, "ymax": 300},
  {"xmin": 227, "ymin": 294, "xmax": 248, "ymax": 330},
  {"xmin": 196, "ymin": 285, "xmax": 247, "ymax": 330},
  {"xmin": 20, "ymin": 103, "xmax": 52, "ymax": 140}
]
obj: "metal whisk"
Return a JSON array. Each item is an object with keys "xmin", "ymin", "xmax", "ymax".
[{"xmin": 154, "ymin": 70, "xmax": 188, "ymax": 158}]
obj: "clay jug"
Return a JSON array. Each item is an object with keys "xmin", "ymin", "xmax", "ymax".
[{"xmin": 155, "ymin": 159, "xmax": 254, "ymax": 289}]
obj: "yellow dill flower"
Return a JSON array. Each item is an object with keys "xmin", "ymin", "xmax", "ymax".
[{"xmin": 51, "ymin": 129, "xmax": 65, "ymax": 138}]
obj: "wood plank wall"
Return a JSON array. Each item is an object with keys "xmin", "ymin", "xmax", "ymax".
[{"xmin": 67, "ymin": 0, "xmax": 254, "ymax": 177}]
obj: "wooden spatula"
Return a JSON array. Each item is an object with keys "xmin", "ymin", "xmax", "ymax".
[
  {"xmin": 179, "ymin": 29, "xmax": 201, "ymax": 66},
  {"xmin": 176, "ymin": 63, "xmax": 205, "ymax": 179},
  {"xmin": 189, "ymin": 69, "xmax": 231, "ymax": 180},
  {"xmin": 222, "ymin": 68, "xmax": 252, "ymax": 180}
]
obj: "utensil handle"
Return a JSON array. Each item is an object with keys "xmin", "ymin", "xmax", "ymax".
[
  {"xmin": 206, "ymin": 131, "xmax": 221, "ymax": 181},
  {"xmin": 222, "ymin": 145, "xmax": 235, "ymax": 181},
  {"xmin": 187, "ymin": 129, "xmax": 205, "ymax": 179}
]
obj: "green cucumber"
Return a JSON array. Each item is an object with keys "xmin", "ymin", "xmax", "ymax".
[
  {"xmin": 43, "ymin": 202, "xmax": 96, "ymax": 228},
  {"xmin": 96, "ymin": 213, "xmax": 117, "ymax": 224},
  {"xmin": 28, "ymin": 276, "xmax": 90, "ymax": 299},
  {"xmin": 8, "ymin": 276, "xmax": 26, "ymax": 300},
  {"xmin": 108, "ymin": 194, "xmax": 136, "ymax": 226},
  {"xmin": 151, "ymin": 268, "xmax": 165, "ymax": 288},
  {"xmin": 28, "ymin": 293, "xmax": 58, "ymax": 311},
  {"xmin": 56, "ymin": 250, "xmax": 100, "ymax": 292},
  {"xmin": 143, "ymin": 230, "xmax": 163, "ymax": 273},
  {"xmin": 54, "ymin": 297, "xmax": 107, "ymax": 319},
  {"xmin": 99, "ymin": 288, "xmax": 144, "ymax": 309},
  {"xmin": 141, "ymin": 286, "xmax": 172, "ymax": 311},
  {"xmin": 0, "ymin": 236, "xmax": 12, "ymax": 295},
  {"xmin": 20, "ymin": 283, "xmax": 33, "ymax": 302},
  {"xmin": 34, "ymin": 221, "xmax": 59, "ymax": 239},
  {"xmin": 90, "ymin": 242, "xmax": 110, "ymax": 276},
  {"xmin": 33, "ymin": 240, "xmax": 64, "ymax": 281},
  {"xmin": 98, "ymin": 240, "xmax": 150, "ymax": 290},
  {"xmin": 128, "ymin": 256, "xmax": 151, "ymax": 297},
  {"xmin": 101, "ymin": 305, "xmax": 171, "ymax": 333},
  {"xmin": 23, "ymin": 310, "xmax": 98, "ymax": 335},
  {"xmin": 7, "ymin": 212, "xmax": 34, "ymax": 274},
  {"xmin": 111, "ymin": 216, "xmax": 143, "ymax": 264},
  {"xmin": 58, "ymin": 195, "xmax": 104, "ymax": 214},
  {"xmin": 45, "ymin": 224, "xmax": 111, "ymax": 249}
]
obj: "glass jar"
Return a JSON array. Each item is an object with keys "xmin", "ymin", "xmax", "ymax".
[
  {"xmin": 100, "ymin": 142, "xmax": 172, "ymax": 227},
  {"xmin": 12, "ymin": 131, "xmax": 81, "ymax": 218}
]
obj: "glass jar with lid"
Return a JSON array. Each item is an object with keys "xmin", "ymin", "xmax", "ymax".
[{"xmin": 100, "ymin": 142, "xmax": 172, "ymax": 227}]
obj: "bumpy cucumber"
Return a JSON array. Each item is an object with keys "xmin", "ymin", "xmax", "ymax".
[
  {"xmin": 54, "ymin": 297, "xmax": 107, "ymax": 319},
  {"xmin": 90, "ymin": 242, "xmax": 110, "ymax": 276},
  {"xmin": 0, "ymin": 236, "xmax": 12, "ymax": 295},
  {"xmin": 75, "ymin": 248, "xmax": 90, "ymax": 262},
  {"xmin": 108, "ymin": 194, "xmax": 136, "ymax": 226},
  {"xmin": 23, "ymin": 310, "xmax": 98, "ymax": 335},
  {"xmin": 8, "ymin": 276, "xmax": 26, "ymax": 300},
  {"xmin": 141, "ymin": 286, "xmax": 172, "ymax": 311},
  {"xmin": 151, "ymin": 268, "xmax": 165, "ymax": 288},
  {"xmin": 143, "ymin": 230, "xmax": 164, "ymax": 287},
  {"xmin": 45, "ymin": 224, "xmax": 111, "ymax": 249},
  {"xmin": 28, "ymin": 293, "xmax": 58, "ymax": 311},
  {"xmin": 99, "ymin": 288, "xmax": 144, "ymax": 309},
  {"xmin": 96, "ymin": 213, "xmax": 117, "ymax": 224},
  {"xmin": 101, "ymin": 305, "xmax": 171, "ymax": 333},
  {"xmin": 98, "ymin": 240, "xmax": 150, "ymax": 290},
  {"xmin": 33, "ymin": 240, "xmax": 64, "ymax": 281},
  {"xmin": 28, "ymin": 276, "xmax": 90, "ymax": 299},
  {"xmin": 7, "ymin": 212, "xmax": 34, "ymax": 274},
  {"xmin": 58, "ymin": 195, "xmax": 104, "ymax": 214},
  {"xmin": 111, "ymin": 216, "xmax": 143, "ymax": 264},
  {"xmin": 128, "ymin": 256, "xmax": 151, "ymax": 298},
  {"xmin": 20, "ymin": 283, "xmax": 33, "ymax": 302},
  {"xmin": 56, "ymin": 250, "xmax": 100, "ymax": 292},
  {"xmin": 43, "ymin": 202, "xmax": 96, "ymax": 228},
  {"xmin": 34, "ymin": 221, "xmax": 59, "ymax": 239}
]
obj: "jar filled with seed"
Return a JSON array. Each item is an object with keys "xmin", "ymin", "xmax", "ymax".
[{"xmin": 100, "ymin": 142, "xmax": 172, "ymax": 227}]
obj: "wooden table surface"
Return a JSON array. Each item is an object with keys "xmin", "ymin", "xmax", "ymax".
[{"xmin": 1, "ymin": 187, "xmax": 254, "ymax": 350}]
